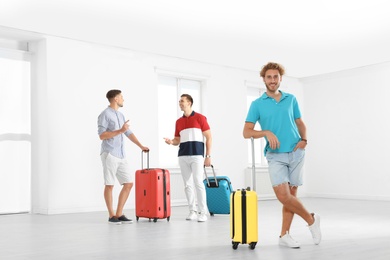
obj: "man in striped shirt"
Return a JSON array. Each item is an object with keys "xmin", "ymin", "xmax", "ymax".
[
  {"xmin": 98, "ymin": 89, "xmax": 149, "ymax": 225},
  {"xmin": 164, "ymin": 94, "xmax": 212, "ymax": 222}
]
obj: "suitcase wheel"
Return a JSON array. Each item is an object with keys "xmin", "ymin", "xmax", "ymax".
[
  {"xmin": 167, "ymin": 217, "xmax": 170, "ymax": 222},
  {"xmin": 210, "ymin": 212, "xmax": 214, "ymax": 216},
  {"xmin": 249, "ymin": 242, "xmax": 257, "ymax": 250},
  {"xmin": 136, "ymin": 216, "xmax": 139, "ymax": 221},
  {"xmin": 232, "ymin": 242, "xmax": 239, "ymax": 250},
  {"xmin": 153, "ymin": 218, "xmax": 158, "ymax": 223}
]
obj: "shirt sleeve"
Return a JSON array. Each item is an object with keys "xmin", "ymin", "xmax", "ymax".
[
  {"xmin": 124, "ymin": 129, "xmax": 133, "ymax": 137},
  {"xmin": 245, "ymin": 100, "xmax": 260, "ymax": 124},
  {"xmin": 174, "ymin": 120, "xmax": 180, "ymax": 137},
  {"xmin": 292, "ymin": 96, "xmax": 302, "ymax": 119},
  {"xmin": 97, "ymin": 113, "xmax": 108, "ymax": 136},
  {"xmin": 200, "ymin": 115, "xmax": 210, "ymax": 132}
]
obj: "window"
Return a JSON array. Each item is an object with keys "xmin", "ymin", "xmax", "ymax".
[
  {"xmin": 157, "ymin": 73, "xmax": 203, "ymax": 168},
  {"xmin": 246, "ymin": 85, "xmax": 268, "ymax": 166},
  {"xmin": 0, "ymin": 53, "xmax": 31, "ymax": 214}
]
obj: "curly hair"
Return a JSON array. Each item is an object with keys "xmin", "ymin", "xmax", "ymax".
[{"xmin": 260, "ymin": 62, "xmax": 285, "ymax": 78}]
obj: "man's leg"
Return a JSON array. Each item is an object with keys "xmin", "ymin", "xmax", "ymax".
[
  {"xmin": 269, "ymin": 150, "xmax": 320, "ymax": 245},
  {"xmin": 179, "ymin": 156, "xmax": 196, "ymax": 212},
  {"xmin": 191, "ymin": 156, "xmax": 208, "ymax": 216},
  {"xmin": 113, "ymin": 156, "xmax": 135, "ymax": 219},
  {"xmin": 275, "ymin": 184, "xmax": 321, "ymax": 245},
  {"xmin": 274, "ymin": 183, "xmax": 314, "ymax": 226},
  {"xmin": 280, "ymin": 186, "xmax": 298, "ymax": 236},
  {"xmin": 268, "ymin": 150, "xmax": 314, "ymax": 227},
  {"xmin": 104, "ymin": 185, "xmax": 115, "ymax": 218},
  {"xmin": 116, "ymin": 182, "xmax": 133, "ymax": 217}
]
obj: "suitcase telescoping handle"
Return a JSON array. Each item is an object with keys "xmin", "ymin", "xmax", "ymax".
[
  {"xmin": 204, "ymin": 165, "xmax": 218, "ymax": 187},
  {"xmin": 141, "ymin": 150, "xmax": 150, "ymax": 169},
  {"xmin": 251, "ymin": 137, "xmax": 256, "ymax": 192}
]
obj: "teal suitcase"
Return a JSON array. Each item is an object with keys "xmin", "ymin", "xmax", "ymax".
[{"xmin": 203, "ymin": 165, "xmax": 233, "ymax": 215}]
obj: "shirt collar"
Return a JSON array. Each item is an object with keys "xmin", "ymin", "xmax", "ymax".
[
  {"xmin": 182, "ymin": 111, "xmax": 195, "ymax": 118},
  {"xmin": 107, "ymin": 106, "xmax": 117, "ymax": 112},
  {"xmin": 261, "ymin": 90, "xmax": 289, "ymax": 100}
]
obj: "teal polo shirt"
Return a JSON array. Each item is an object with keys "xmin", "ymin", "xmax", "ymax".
[{"xmin": 245, "ymin": 91, "xmax": 302, "ymax": 155}]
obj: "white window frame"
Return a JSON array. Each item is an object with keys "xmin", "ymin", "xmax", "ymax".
[{"xmin": 155, "ymin": 67, "xmax": 209, "ymax": 168}]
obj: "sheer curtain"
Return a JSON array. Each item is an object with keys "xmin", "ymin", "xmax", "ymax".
[{"xmin": 0, "ymin": 55, "xmax": 31, "ymax": 214}]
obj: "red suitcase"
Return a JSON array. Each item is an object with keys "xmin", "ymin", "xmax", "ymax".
[{"xmin": 135, "ymin": 152, "xmax": 171, "ymax": 222}]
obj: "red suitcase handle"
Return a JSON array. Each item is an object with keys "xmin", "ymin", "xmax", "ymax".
[{"xmin": 141, "ymin": 150, "xmax": 150, "ymax": 169}]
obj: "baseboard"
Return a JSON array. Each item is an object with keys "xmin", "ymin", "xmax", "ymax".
[
  {"xmin": 257, "ymin": 194, "xmax": 277, "ymax": 200},
  {"xmin": 171, "ymin": 199, "xmax": 188, "ymax": 207},
  {"xmin": 31, "ymin": 206, "xmax": 108, "ymax": 215},
  {"xmin": 305, "ymin": 193, "xmax": 390, "ymax": 201},
  {"xmin": 31, "ymin": 199, "xmax": 189, "ymax": 215}
]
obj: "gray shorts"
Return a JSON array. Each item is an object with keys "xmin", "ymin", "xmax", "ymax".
[
  {"xmin": 100, "ymin": 152, "xmax": 133, "ymax": 185},
  {"xmin": 266, "ymin": 149, "xmax": 305, "ymax": 187}
]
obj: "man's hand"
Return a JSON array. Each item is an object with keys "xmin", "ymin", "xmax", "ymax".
[
  {"xmin": 204, "ymin": 157, "xmax": 211, "ymax": 167},
  {"xmin": 293, "ymin": 140, "xmax": 307, "ymax": 151},
  {"xmin": 265, "ymin": 131, "xmax": 280, "ymax": 150},
  {"xmin": 120, "ymin": 120, "xmax": 130, "ymax": 133},
  {"xmin": 164, "ymin": 137, "xmax": 173, "ymax": 145}
]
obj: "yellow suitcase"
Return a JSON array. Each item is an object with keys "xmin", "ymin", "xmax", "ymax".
[{"xmin": 230, "ymin": 188, "xmax": 258, "ymax": 250}]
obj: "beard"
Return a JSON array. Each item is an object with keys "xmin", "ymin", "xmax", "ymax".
[{"xmin": 265, "ymin": 82, "xmax": 280, "ymax": 93}]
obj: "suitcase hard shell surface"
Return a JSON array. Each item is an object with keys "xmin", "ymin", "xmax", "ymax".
[
  {"xmin": 203, "ymin": 166, "xmax": 233, "ymax": 215},
  {"xmin": 135, "ymin": 168, "xmax": 170, "ymax": 222},
  {"xmin": 230, "ymin": 189, "xmax": 258, "ymax": 250},
  {"xmin": 135, "ymin": 152, "xmax": 171, "ymax": 222}
]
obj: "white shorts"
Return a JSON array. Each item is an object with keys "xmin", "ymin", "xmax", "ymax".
[{"xmin": 100, "ymin": 152, "xmax": 133, "ymax": 185}]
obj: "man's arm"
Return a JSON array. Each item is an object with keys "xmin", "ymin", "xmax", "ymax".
[
  {"xmin": 243, "ymin": 122, "xmax": 259, "ymax": 139},
  {"xmin": 203, "ymin": 130, "xmax": 212, "ymax": 156},
  {"xmin": 99, "ymin": 120, "xmax": 129, "ymax": 140},
  {"xmin": 128, "ymin": 133, "xmax": 149, "ymax": 151},
  {"xmin": 164, "ymin": 136, "xmax": 180, "ymax": 146},
  {"xmin": 243, "ymin": 122, "xmax": 279, "ymax": 150},
  {"xmin": 99, "ymin": 129, "xmax": 124, "ymax": 140},
  {"xmin": 294, "ymin": 118, "xmax": 307, "ymax": 150},
  {"xmin": 295, "ymin": 118, "xmax": 307, "ymax": 140},
  {"xmin": 203, "ymin": 130, "xmax": 212, "ymax": 167}
]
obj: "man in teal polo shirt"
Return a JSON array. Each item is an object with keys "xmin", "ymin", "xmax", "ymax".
[{"xmin": 243, "ymin": 62, "xmax": 321, "ymax": 248}]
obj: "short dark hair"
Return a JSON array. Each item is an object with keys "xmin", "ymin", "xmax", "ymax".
[
  {"xmin": 181, "ymin": 94, "xmax": 193, "ymax": 107},
  {"xmin": 260, "ymin": 62, "xmax": 285, "ymax": 78},
  {"xmin": 106, "ymin": 89, "xmax": 121, "ymax": 101}
]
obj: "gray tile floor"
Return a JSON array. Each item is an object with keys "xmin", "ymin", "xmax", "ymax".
[{"xmin": 1, "ymin": 198, "xmax": 390, "ymax": 260}]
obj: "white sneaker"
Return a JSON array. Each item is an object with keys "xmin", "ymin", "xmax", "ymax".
[
  {"xmin": 279, "ymin": 231, "xmax": 301, "ymax": 248},
  {"xmin": 308, "ymin": 213, "xmax": 322, "ymax": 245},
  {"xmin": 186, "ymin": 211, "xmax": 197, "ymax": 221},
  {"xmin": 197, "ymin": 212, "xmax": 207, "ymax": 222}
]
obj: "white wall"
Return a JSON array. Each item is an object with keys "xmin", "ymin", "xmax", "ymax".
[
  {"xmin": 15, "ymin": 28, "xmax": 390, "ymax": 215},
  {"xmin": 302, "ymin": 63, "xmax": 390, "ymax": 200},
  {"xmin": 28, "ymin": 36, "xmax": 304, "ymax": 214},
  {"xmin": 18, "ymin": 29, "xmax": 390, "ymax": 215}
]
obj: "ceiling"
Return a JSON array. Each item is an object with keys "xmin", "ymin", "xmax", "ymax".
[{"xmin": 1, "ymin": 0, "xmax": 390, "ymax": 78}]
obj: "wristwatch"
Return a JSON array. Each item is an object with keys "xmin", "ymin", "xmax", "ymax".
[{"xmin": 205, "ymin": 155, "xmax": 211, "ymax": 158}]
